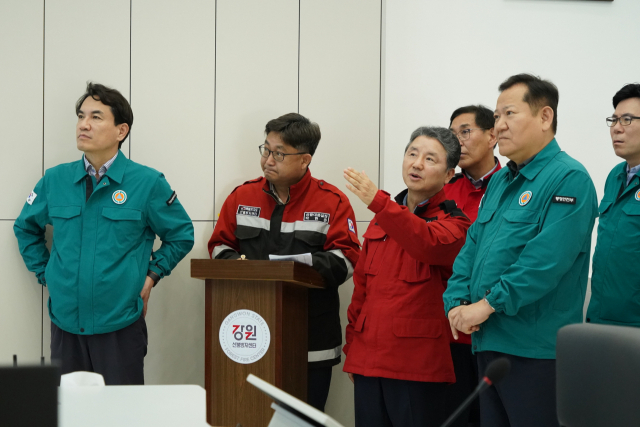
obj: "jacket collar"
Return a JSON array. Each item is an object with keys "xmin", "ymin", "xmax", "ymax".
[
  {"xmin": 462, "ymin": 157, "xmax": 502, "ymax": 188},
  {"xmin": 394, "ymin": 187, "xmax": 446, "ymax": 216},
  {"xmin": 73, "ymin": 150, "xmax": 127, "ymax": 184},
  {"xmin": 262, "ymin": 168, "xmax": 312, "ymax": 204},
  {"xmin": 513, "ymin": 138, "xmax": 561, "ymax": 181}
]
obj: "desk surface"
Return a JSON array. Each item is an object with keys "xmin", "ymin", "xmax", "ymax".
[{"xmin": 59, "ymin": 385, "xmax": 212, "ymax": 427}]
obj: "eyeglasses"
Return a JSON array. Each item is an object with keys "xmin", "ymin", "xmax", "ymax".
[
  {"xmin": 606, "ymin": 116, "xmax": 640, "ymax": 127},
  {"xmin": 454, "ymin": 128, "xmax": 488, "ymax": 141},
  {"xmin": 258, "ymin": 144, "xmax": 308, "ymax": 162}
]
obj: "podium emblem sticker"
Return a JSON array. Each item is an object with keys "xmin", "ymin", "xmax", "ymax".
[{"xmin": 219, "ymin": 310, "xmax": 270, "ymax": 364}]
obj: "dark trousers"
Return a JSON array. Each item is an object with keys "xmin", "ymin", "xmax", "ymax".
[
  {"xmin": 354, "ymin": 375, "xmax": 446, "ymax": 427},
  {"xmin": 477, "ymin": 351, "xmax": 559, "ymax": 427},
  {"xmin": 51, "ymin": 315, "xmax": 148, "ymax": 385},
  {"xmin": 308, "ymin": 365, "xmax": 333, "ymax": 412},
  {"xmin": 444, "ymin": 343, "xmax": 480, "ymax": 427}
]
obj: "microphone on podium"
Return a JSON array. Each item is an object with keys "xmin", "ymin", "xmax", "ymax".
[{"xmin": 440, "ymin": 357, "xmax": 511, "ymax": 427}]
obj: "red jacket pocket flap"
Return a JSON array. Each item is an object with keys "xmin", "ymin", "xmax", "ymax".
[
  {"xmin": 398, "ymin": 254, "xmax": 431, "ymax": 283},
  {"xmin": 392, "ymin": 318, "xmax": 442, "ymax": 338},
  {"xmin": 363, "ymin": 223, "xmax": 387, "ymax": 240}
]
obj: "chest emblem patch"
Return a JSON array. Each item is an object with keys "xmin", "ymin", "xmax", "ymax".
[
  {"xmin": 237, "ymin": 205, "xmax": 261, "ymax": 217},
  {"xmin": 636, "ymin": 190, "xmax": 640, "ymax": 202},
  {"xmin": 519, "ymin": 191, "xmax": 532, "ymax": 206},
  {"xmin": 304, "ymin": 212, "xmax": 330, "ymax": 223},
  {"xmin": 112, "ymin": 190, "xmax": 127, "ymax": 205}
]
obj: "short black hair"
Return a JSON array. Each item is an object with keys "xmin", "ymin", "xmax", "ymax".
[
  {"xmin": 75, "ymin": 82, "xmax": 133, "ymax": 148},
  {"xmin": 450, "ymin": 105, "xmax": 495, "ymax": 130},
  {"xmin": 498, "ymin": 73, "xmax": 559, "ymax": 134},
  {"xmin": 265, "ymin": 113, "xmax": 321, "ymax": 156},
  {"xmin": 613, "ymin": 83, "xmax": 640, "ymax": 109}
]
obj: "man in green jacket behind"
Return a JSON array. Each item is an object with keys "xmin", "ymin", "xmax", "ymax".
[
  {"xmin": 587, "ymin": 83, "xmax": 640, "ymax": 326},
  {"xmin": 443, "ymin": 74, "xmax": 598, "ymax": 426},
  {"xmin": 14, "ymin": 82, "xmax": 194, "ymax": 385}
]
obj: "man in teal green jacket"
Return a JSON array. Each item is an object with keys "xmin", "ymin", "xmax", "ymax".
[
  {"xmin": 443, "ymin": 74, "xmax": 598, "ymax": 427},
  {"xmin": 14, "ymin": 83, "xmax": 194, "ymax": 385},
  {"xmin": 588, "ymin": 84, "xmax": 640, "ymax": 326}
]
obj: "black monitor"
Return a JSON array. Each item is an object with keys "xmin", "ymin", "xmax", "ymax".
[
  {"xmin": 0, "ymin": 365, "xmax": 59, "ymax": 427},
  {"xmin": 556, "ymin": 323, "xmax": 640, "ymax": 427}
]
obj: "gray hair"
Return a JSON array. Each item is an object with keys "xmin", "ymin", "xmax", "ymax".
[{"xmin": 405, "ymin": 126, "xmax": 461, "ymax": 170}]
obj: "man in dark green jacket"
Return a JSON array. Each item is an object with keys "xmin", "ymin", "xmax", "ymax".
[
  {"xmin": 443, "ymin": 74, "xmax": 598, "ymax": 427},
  {"xmin": 588, "ymin": 84, "xmax": 640, "ymax": 325},
  {"xmin": 14, "ymin": 83, "xmax": 194, "ymax": 385}
]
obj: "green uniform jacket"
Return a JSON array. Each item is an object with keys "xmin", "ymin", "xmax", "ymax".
[
  {"xmin": 14, "ymin": 151, "xmax": 194, "ymax": 335},
  {"xmin": 587, "ymin": 162, "xmax": 640, "ymax": 326},
  {"xmin": 443, "ymin": 139, "xmax": 598, "ymax": 359}
]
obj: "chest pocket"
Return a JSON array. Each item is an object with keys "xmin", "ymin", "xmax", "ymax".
[
  {"xmin": 362, "ymin": 223, "xmax": 387, "ymax": 275},
  {"xmin": 101, "ymin": 207, "xmax": 144, "ymax": 248},
  {"xmin": 619, "ymin": 203, "xmax": 640, "ymax": 251},
  {"xmin": 50, "ymin": 205, "xmax": 81, "ymax": 220},
  {"xmin": 476, "ymin": 209, "xmax": 495, "ymax": 224},
  {"xmin": 398, "ymin": 252, "xmax": 431, "ymax": 283},
  {"xmin": 292, "ymin": 221, "xmax": 328, "ymax": 249},
  {"xmin": 50, "ymin": 206, "xmax": 82, "ymax": 244}
]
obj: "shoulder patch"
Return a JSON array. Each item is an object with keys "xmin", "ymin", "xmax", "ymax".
[
  {"xmin": 26, "ymin": 191, "xmax": 37, "ymax": 205},
  {"xmin": 440, "ymin": 200, "xmax": 469, "ymax": 220},
  {"xmin": 166, "ymin": 191, "xmax": 177, "ymax": 206},
  {"xmin": 552, "ymin": 195, "xmax": 576, "ymax": 205}
]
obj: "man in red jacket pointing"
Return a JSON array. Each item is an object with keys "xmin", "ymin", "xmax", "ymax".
[{"xmin": 343, "ymin": 126, "xmax": 471, "ymax": 427}]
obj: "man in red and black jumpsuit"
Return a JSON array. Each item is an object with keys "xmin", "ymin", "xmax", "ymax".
[
  {"xmin": 444, "ymin": 105, "xmax": 502, "ymax": 426},
  {"xmin": 208, "ymin": 113, "xmax": 360, "ymax": 412},
  {"xmin": 343, "ymin": 126, "xmax": 471, "ymax": 427}
]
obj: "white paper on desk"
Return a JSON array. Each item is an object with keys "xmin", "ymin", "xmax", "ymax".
[{"xmin": 269, "ymin": 253, "xmax": 313, "ymax": 266}]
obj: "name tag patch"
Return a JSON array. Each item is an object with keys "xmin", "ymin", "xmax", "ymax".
[
  {"xmin": 553, "ymin": 195, "xmax": 576, "ymax": 205},
  {"xmin": 166, "ymin": 191, "xmax": 177, "ymax": 206},
  {"xmin": 26, "ymin": 191, "xmax": 37, "ymax": 205},
  {"xmin": 304, "ymin": 212, "xmax": 330, "ymax": 223},
  {"xmin": 237, "ymin": 205, "xmax": 261, "ymax": 217}
]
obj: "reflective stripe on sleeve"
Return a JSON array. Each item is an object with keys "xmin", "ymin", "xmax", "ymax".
[
  {"xmin": 308, "ymin": 345, "xmax": 342, "ymax": 362},
  {"xmin": 212, "ymin": 244, "xmax": 236, "ymax": 258},
  {"xmin": 328, "ymin": 249, "xmax": 354, "ymax": 280}
]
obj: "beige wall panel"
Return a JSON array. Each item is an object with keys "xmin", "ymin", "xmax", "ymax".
[
  {"xmin": 214, "ymin": 0, "xmax": 299, "ymax": 212},
  {"xmin": 0, "ymin": 1, "xmax": 44, "ymax": 219},
  {"xmin": 44, "ymin": 0, "xmax": 130, "ymax": 170},
  {"xmin": 130, "ymin": 0, "xmax": 215, "ymax": 221},
  {"xmin": 325, "ymin": 220, "xmax": 367, "ymax": 427},
  {"xmin": 144, "ymin": 221, "xmax": 212, "ymax": 386},
  {"xmin": 0, "ymin": 222, "xmax": 44, "ymax": 365},
  {"xmin": 299, "ymin": 0, "xmax": 381, "ymax": 223}
]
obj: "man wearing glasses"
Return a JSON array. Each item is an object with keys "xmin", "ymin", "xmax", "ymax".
[
  {"xmin": 444, "ymin": 105, "xmax": 501, "ymax": 427},
  {"xmin": 587, "ymin": 84, "xmax": 640, "ymax": 326},
  {"xmin": 208, "ymin": 112, "xmax": 361, "ymax": 411}
]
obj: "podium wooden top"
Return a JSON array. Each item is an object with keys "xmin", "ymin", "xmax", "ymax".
[{"xmin": 190, "ymin": 259, "xmax": 324, "ymax": 289}]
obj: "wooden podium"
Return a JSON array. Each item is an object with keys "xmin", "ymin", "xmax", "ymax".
[{"xmin": 190, "ymin": 259, "xmax": 324, "ymax": 427}]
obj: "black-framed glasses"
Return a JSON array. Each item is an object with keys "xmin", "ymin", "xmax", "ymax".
[
  {"xmin": 258, "ymin": 144, "xmax": 308, "ymax": 162},
  {"xmin": 606, "ymin": 116, "xmax": 640, "ymax": 127},
  {"xmin": 455, "ymin": 128, "xmax": 488, "ymax": 141}
]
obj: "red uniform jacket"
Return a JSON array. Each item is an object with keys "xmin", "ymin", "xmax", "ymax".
[
  {"xmin": 208, "ymin": 169, "xmax": 361, "ymax": 367},
  {"xmin": 343, "ymin": 188, "xmax": 471, "ymax": 382},
  {"xmin": 443, "ymin": 161, "xmax": 501, "ymax": 344}
]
